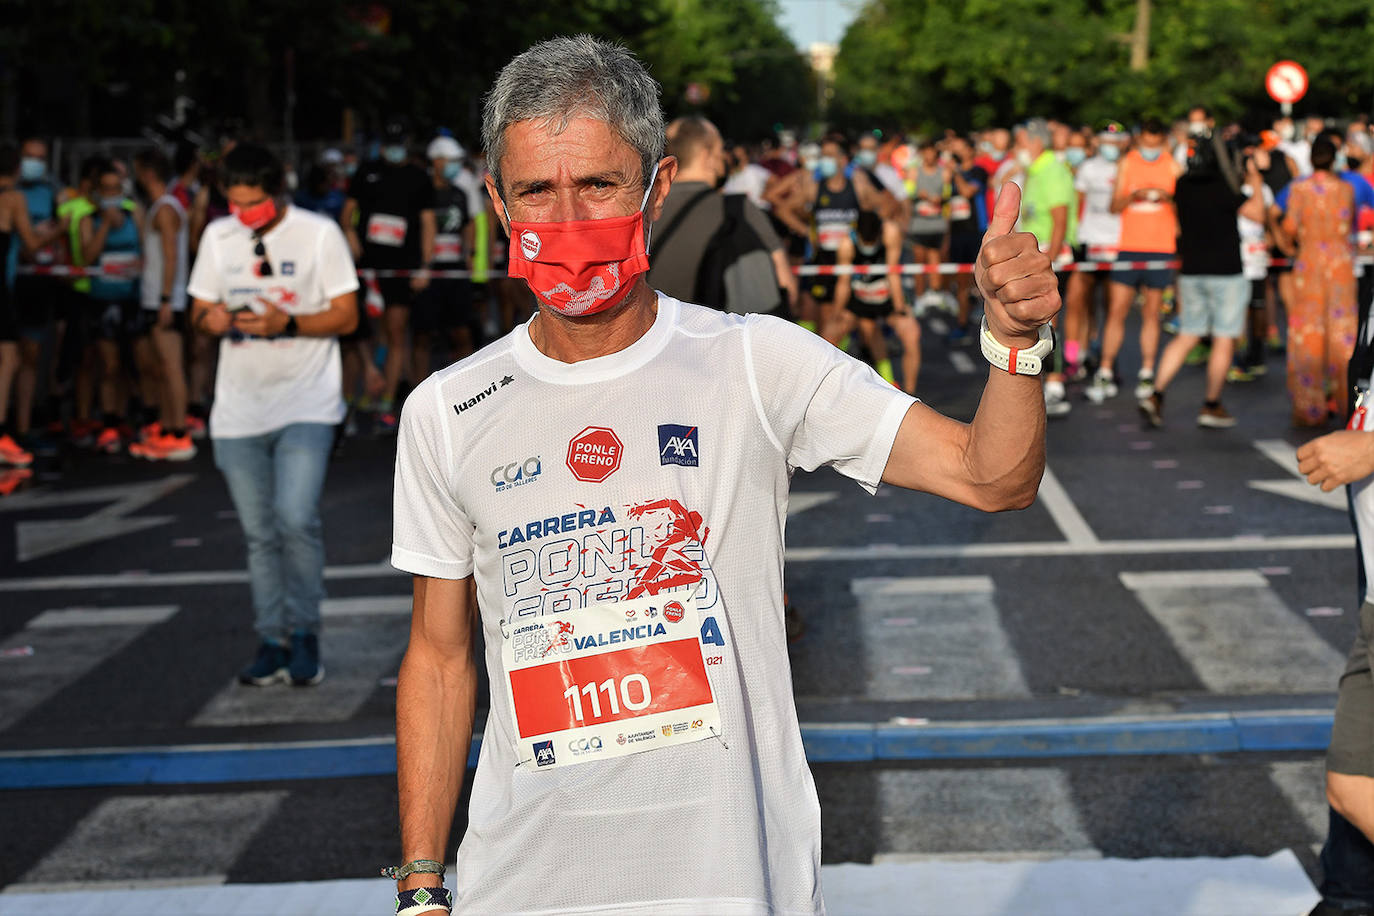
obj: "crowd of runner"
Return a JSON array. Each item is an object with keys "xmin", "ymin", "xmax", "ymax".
[{"xmin": 0, "ymin": 108, "xmax": 1369, "ymax": 490}]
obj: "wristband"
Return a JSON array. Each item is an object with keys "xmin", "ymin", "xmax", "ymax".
[
  {"xmin": 396, "ymin": 886, "xmax": 452, "ymax": 915},
  {"xmin": 979, "ymin": 317, "xmax": 1054, "ymax": 377},
  {"xmin": 381, "ymin": 859, "xmax": 445, "ymax": 881}
]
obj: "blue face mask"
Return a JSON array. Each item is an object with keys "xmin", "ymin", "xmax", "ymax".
[
  {"xmin": 1065, "ymin": 148, "xmax": 1087, "ymax": 167},
  {"xmin": 817, "ymin": 156, "xmax": 839, "ymax": 178},
  {"xmin": 382, "ymin": 145, "xmax": 407, "ymax": 165},
  {"xmin": 442, "ymin": 161, "xmax": 461, "ymax": 181},
  {"xmin": 855, "ymin": 150, "xmax": 877, "ymax": 168},
  {"xmin": 1139, "ymin": 146, "xmax": 1163, "ymax": 163},
  {"xmin": 1099, "ymin": 144, "xmax": 1121, "ymax": 163},
  {"xmin": 1336, "ymin": 153, "xmax": 1350, "ymax": 173},
  {"xmin": 20, "ymin": 158, "xmax": 45, "ymax": 182}
]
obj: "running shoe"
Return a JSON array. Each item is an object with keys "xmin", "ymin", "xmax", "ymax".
[
  {"xmin": 1197, "ymin": 404, "xmax": 1236, "ymax": 428},
  {"xmin": 138, "ymin": 421, "xmax": 162, "ymax": 442},
  {"xmin": 132, "ymin": 433, "xmax": 197, "ymax": 461},
  {"xmin": 375, "ymin": 412, "xmax": 399, "ymax": 434},
  {"xmin": 1085, "ymin": 369, "xmax": 1118, "ymax": 404},
  {"xmin": 1225, "ymin": 366, "xmax": 1254, "ymax": 383},
  {"xmin": 185, "ymin": 416, "xmax": 207, "ymax": 440},
  {"xmin": 1138, "ymin": 391, "xmax": 1163, "ymax": 428},
  {"xmin": 239, "ymin": 641, "xmax": 291, "ymax": 686},
  {"xmin": 0, "ymin": 434, "xmax": 34, "ymax": 468},
  {"xmin": 0, "ymin": 467, "xmax": 33, "ymax": 496},
  {"xmin": 95, "ymin": 427, "xmax": 122, "ymax": 454},
  {"xmin": 1133, "ymin": 370, "xmax": 1155, "ymax": 401},
  {"xmin": 1184, "ymin": 343, "xmax": 1210, "ymax": 365},
  {"xmin": 289, "ymin": 631, "xmax": 325, "ymax": 686},
  {"xmin": 1266, "ymin": 329, "xmax": 1285, "ymax": 353},
  {"xmin": 1045, "ymin": 380, "xmax": 1071, "ymax": 417}
]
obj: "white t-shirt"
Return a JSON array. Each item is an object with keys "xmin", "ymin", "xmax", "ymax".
[
  {"xmin": 1074, "ymin": 156, "xmax": 1121, "ymax": 249},
  {"xmin": 187, "ymin": 206, "xmax": 359, "ymax": 439},
  {"xmin": 1238, "ymin": 184, "xmax": 1275, "ymax": 280},
  {"xmin": 722, "ymin": 162, "xmax": 773, "ymax": 211},
  {"xmin": 391, "ymin": 295, "xmax": 913, "ymax": 915},
  {"xmin": 1281, "ymin": 139, "xmax": 1312, "ymax": 177},
  {"xmin": 141, "ymin": 195, "xmax": 188, "ymax": 311}
]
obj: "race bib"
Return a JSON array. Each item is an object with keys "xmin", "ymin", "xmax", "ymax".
[
  {"xmin": 1087, "ymin": 244, "xmax": 1119, "ymax": 263},
  {"xmin": 949, "ymin": 196, "xmax": 973, "ymax": 222},
  {"xmin": 503, "ymin": 591, "xmax": 721, "ymax": 771},
  {"xmin": 915, "ymin": 200, "xmax": 942, "ymax": 219},
  {"xmin": 817, "ymin": 223, "xmax": 849, "ymax": 251},
  {"xmin": 434, "ymin": 233, "xmax": 462, "ymax": 263},
  {"xmin": 365, "ymin": 213, "xmax": 408, "ymax": 247},
  {"xmin": 98, "ymin": 252, "xmax": 139, "ymax": 276},
  {"xmin": 853, "ymin": 280, "xmax": 890, "ymax": 305}
]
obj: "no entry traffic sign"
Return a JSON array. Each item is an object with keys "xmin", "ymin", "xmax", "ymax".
[{"xmin": 1266, "ymin": 60, "xmax": 1308, "ymax": 105}]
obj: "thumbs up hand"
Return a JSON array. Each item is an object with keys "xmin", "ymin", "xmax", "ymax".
[{"xmin": 973, "ymin": 181, "xmax": 1061, "ymax": 348}]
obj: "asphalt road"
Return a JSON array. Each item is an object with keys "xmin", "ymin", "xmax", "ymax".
[{"xmin": 0, "ymin": 308, "xmax": 1355, "ymax": 893}]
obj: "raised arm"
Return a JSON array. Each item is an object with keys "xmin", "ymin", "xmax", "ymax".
[
  {"xmin": 395, "ymin": 574, "xmax": 479, "ymax": 893},
  {"xmin": 881, "ymin": 183, "xmax": 1057, "ymax": 510}
]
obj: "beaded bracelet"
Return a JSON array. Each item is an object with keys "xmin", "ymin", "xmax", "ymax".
[
  {"xmin": 381, "ymin": 859, "xmax": 446, "ymax": 881},
  {"xmin": 396, "ymin": 885, "xmax": 453, "ymax": 915}
]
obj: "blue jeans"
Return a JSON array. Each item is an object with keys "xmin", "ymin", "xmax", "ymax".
[{"xmin": 213, "ymin": 423, "xmax": 334, "ymax": 643}]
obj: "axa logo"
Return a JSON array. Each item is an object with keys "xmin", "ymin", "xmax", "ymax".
[
  {"xmin": 490, "ymin": 457, "xmax": 541, "ymax": 492},
  {"xmin": 533, "ymin": 740, "xmax": 555, "ymax": 767},
  {"xmin": 658, "ymin": 424, "xmax": 699, "ymax": 467}
]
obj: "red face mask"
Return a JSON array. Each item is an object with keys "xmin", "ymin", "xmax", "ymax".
[
  {"xmin": 230, "ymin": 197, "xmax": 278, "ymax": 231},
  {"xmin": 504, "ymin": 166, "xmax": 657, "ymax": 318}
]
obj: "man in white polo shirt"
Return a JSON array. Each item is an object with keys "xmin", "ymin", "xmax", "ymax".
[
  {"xmin": 388, "ymin": 36, "xmax": 1059, "ymax": 916},
  {"xmin": 188, "ymin": 143, "xmax": 358, "ymax": 688}
]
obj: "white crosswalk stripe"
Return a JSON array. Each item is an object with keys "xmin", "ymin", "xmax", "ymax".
[
  {"xmin": 852, "ymin": 576, "xmax": 1029, "ymax": 700},
  {"xmin": 191, "ymin": 600, "xmax": 409, "ymax": 727},
  {"xmin": 0, "ymin": 606, "xmax": 180, "ymax": 731},
  {"xmin": 1120, "ymin": 569, "xmax": 1345, "ymax": 693},
  {"xmin": 12, "ymin": 792, "xmax": 285, "ymax": 887}
]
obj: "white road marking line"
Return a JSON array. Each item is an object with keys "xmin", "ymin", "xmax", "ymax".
[
  {"xmin": 1121, "ymin": 568, "xmax": 1344, "ymax": 693},
  {"xmin": 787, "ymin": 491, "xmax": 840, "ymax": 517},
  {"xmin": 949, "ymin": 350, "xmax": 977, "ymax": 374},
  {"xmin": 320, "ymin": 596, "xmax": 412, "ymax": 617},
  {"xmin": 1268, "ymin": 760, "xmax": 1329, "ymax": 842},
  {"xmin": 191, "ymin": 615, "xmax": 409, "ymax": 727},
  {"xmin": 12, "ymin": 793, "xmax": 285, "ymax": 887},
  {"xmin": 1037, "ymin": 466, "xmax": 1099, "ymax": 546},
  {"xmin": 27, "ymin": 606, "xmax": 180, "ymax": 628},
  {"xmin": 7, "ymin": 475, "xmax": 195, "ymax": 562},
  {"xmin": 1250, "ymin": 438, "xmax": 1346, "ymax": 510},
  {"xmin": 853, "ymin": 576, "xmax": 1028, "ymax": 700}
]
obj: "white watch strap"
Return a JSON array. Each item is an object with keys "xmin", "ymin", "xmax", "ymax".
[{"xmin": 979, "ymin": 318, "xmax": 1054, "ymax": 376}]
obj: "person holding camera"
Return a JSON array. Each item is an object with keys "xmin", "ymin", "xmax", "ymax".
[{"xmin": 188, "ymin": 144, "xmax": 359, "ymax": 688}]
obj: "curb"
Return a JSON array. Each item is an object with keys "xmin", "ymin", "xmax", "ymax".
[{"xmin": 0, "ymin": 711, "xmax": 1332, "ymax": 790}]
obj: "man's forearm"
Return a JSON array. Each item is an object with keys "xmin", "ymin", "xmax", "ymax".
[
  {"xmin": 964, "ymin": 369, "xmax": 1046, "ymax": 510},
  {"xmin": 395, "ymin": 641, "xmax": 477, "ymax": 889}
]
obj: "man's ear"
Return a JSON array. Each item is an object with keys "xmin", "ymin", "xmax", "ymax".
[
  {"xmin": 485, "ymin": 172, "xmax": 509, "ymax": 235},
  {"xmin": 647, "ymin": 156, "xmax": 678, "ymax": 222}
]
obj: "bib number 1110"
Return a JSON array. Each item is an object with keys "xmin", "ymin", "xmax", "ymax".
[{"xmin": 563, "ymin": 674, "xmax": 652, "ymax": 722}]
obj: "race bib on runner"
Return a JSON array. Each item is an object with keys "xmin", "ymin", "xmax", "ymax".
[
  {"xmin": 1087, "ymin": 244, "xmax": 1119, "ymax": 263},
  {"xmin": 949, "ymin": 196, "xmax": 972, "ymax": 222},
  {"xmin": 817, "ymin": 223, "xmax": 849, "ymax": 251},
  {"xmin": 503, "ymin": 591, "xmax": 721, "ymax": 771},
  {"xmin": 915, "ymin": 200, "xmax": 942, "ymax": 219},
  {"xmin": 98, "ymin": 251, "xmax": 139, "ymax": 276},
  {"xmin": 434, "ymin": 233, "xmax": 462, "ymax": 263},
  {"xmin": 366, "ymin": 213, "xmax": 408, "ymax": 247}
]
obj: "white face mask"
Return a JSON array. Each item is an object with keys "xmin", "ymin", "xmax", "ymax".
[
  {"xmin": 1015, "ymin": 149, "xmax": 1033, "ymax": 168},
  {"xmin": 1277, "ymin": 123, "xmax": 1296, "ymax": 142}
]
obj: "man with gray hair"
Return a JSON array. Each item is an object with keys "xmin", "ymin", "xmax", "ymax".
[{"xmin": 389, "ymin": 34, "xmax": 1061, "ymax": 915}]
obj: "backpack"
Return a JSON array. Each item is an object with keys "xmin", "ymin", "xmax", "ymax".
[{"xmin": 656, "ymin": 190, "xmax": 781, "ymax": 314}]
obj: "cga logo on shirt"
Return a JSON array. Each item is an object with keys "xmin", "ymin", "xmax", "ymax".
[
  {"xmin": 490, "ymin": 457, "xmax": 541, "ymax": 492},
  {"xmin": 658, "ymin": 424, "xmax": 699, "ymax": 467},
  {"xmin": 520, "ymin": 230, "xmax": 541, "ymax": 260}
]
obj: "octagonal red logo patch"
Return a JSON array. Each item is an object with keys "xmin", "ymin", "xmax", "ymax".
[{"xmin": 566, "ymin": 426, "xmax": 623, "ymax": 483}]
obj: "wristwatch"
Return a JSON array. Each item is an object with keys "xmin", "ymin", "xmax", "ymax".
[
  {"xmin": 283, "ymin": 315, "xmax": 298, "ymax": 338},
  {"xmin": 979, "ymin": 317, "xmax": 1054, "ymax": 376}
]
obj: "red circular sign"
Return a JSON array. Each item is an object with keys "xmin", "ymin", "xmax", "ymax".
[
  {"xmin": 1266, "ymin": 60, "xmax": 1308, "ymax": 104},
  {"xmin": 663, "ymin": 601, "xmax": 685, "ymax": 623},
  {"xmin": 566, "ymin": 426, "xmax": 624, "ymax": 483}
]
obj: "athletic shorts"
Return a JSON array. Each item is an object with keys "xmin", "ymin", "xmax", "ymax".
[
  {"xmin": 807, "ymin": 252, "xmax": 840, "ymax": 304},
  {"xmin": 1330, "ymin": 601, "xmax": 1374, "ymax": 776},
  {"xmin": 1176, "ymin": 274, "xmax": 1247, "ymax": 338},
  {"xmin": 375, "ymin": 276, "xmax": 414, "ymax": 310},
  {"xmin": 411, "ymin": 277, "xmax": 473, "ymax": 334},
  {"xmin": 949, "ymin": 231, "xmax": 981, "ymax": 265},
  {"xmin": 1110, "ymin": 250, "xmax": 1175, "ymax": 291},
  {"xmin": 0, "ymin": 286, "xmax": 17, "ymax": 342},
  {"xmin": 131, "ymin": 308, "xmax": 188, "ymax": 337},
  {"xmin": 14, "ymin": 274, "xmax": 57, "ymax": 329},
  {"xmin": 85, "ymin": 298, "xmax": 137, "ymax": 342},
  {"xmin": 1248, "ymin": 278, "xmax": 1266, "ymax": 310},
  {"xmin": 847, "ymin": 298, "xmax": 894, "ymax": 321},
  {"xmin": 909, "ymin": 232, "xmax": 945, "ymax": 251}
]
